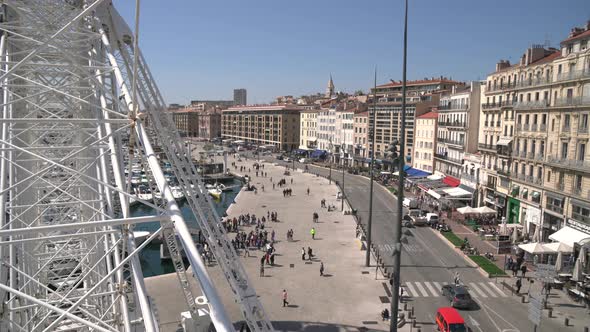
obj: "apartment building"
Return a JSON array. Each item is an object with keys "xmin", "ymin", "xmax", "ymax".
[
  {"xmin": 299, "ymin": 109, "xmax": 318, "ymax": 150},
  {"xmin": 169, "ymin": 107, "xmax": 199, "ymax": 137},
  {"xmin": 435, "ymin": 82, "xmax": 482, "ymax": 181},
  {"xmin": 335, "ymin": 108, "xmax": 355, "ymax": 166},
  {"xmin": 480, "ymin": 21, "xmax": 590, "ymax": 244},
  {"xmin": 198, "ymin": 110, "xmax": 222, "ymax": 140},
  {"xmin": 414, "ymin": 111, "xmax": 438, "ymax": 172},
  {"xmin": 370, "ymin": 78, "xmax": 463, "ymax": 168},
  {"xmin": 317, "ymin": 107, "xmax": 337, "ymax": 155},
  {"xmin": 221, "ymin": 105, "xmax": 301, "ymax": 151},
  {"xmin": 353, "ymin": 111, "xmax": 369, "ymax": 164}
]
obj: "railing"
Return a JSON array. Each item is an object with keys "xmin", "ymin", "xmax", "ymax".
[
  {"xmin": 546, "ymin": 156, "xmax": 590, "ymax": 171},
  {"xmin": 554, "ymin": 96, "xmax": 590, "ymax": 107},
  {"xmin": 527, "ymin": 152, "xmax": 534, "ymax": 159},
  {"xmin": 514, "ymin": 100, "xmax": 549, "ymax": 110},
  {"xmin": 486, "ymin": 83, "xmax": 516, "ymax": 93},
  {"xmin": 533, "ymin": 177, "xmax": 543, "ymax": 186},
  {"xmin": 523, "ymin": 123, "xmax": 530, "ymax": 131},
  {"xmin": 439, "ymin": 121, "xmax": 467, "ymax": 128},
  {"xmin": 437, "ymin": 104, "xmax": 469, "ymax": 111},
  {"xmin": 497, "ymin": 168, "xmax": 511, "ymax": 177},
  {"xmin": 563, "ymin": 125, "xmax": 571, "ymax": 132},
  {"xmin": 496, "ymin": 121, "xmax": 501, "ymax": 127},
  {"xmin": 439, "ymin": 138, "xmax": 465, "ymax": 146},
  {"xmin": 482, "ymin": 100, "xmax": 513, "ymax": 109},
  {"xmin": 484, "ymin": 121, "xmax": 489, "ymax": 127},
  {"xmin": 555, "ymin": 69, "xmax": 590, "ymax": 82},
  {"xmin": 531, "ymin": 124, "xmax": 538, "ymax": 131},
  {"xmin": 516, "ymin": 173, "xmax": 525, "ymax": 181},
  {"xmin": 520, "ymin": 151, "xmax": 527, "ymax": 158},
  {"xmin": 515, "ymin": 77, "xmax": 552, "ymax": 88},
  {"xmin": 461, "ymin": 173, "xmax": 478, "ymax": 183},
  {"xmin": 546, "ymin": 202, "xmax": 564, "ymax": 214},
  {"xmin": 572, "ymin": 212, "xmax": 590, "ymax": 224},
  {"xmin": 515, "ymin": 123, "xmax": 522, "ymax": 131},
  {"xmin": 540, "ymin": 123, "xmax": 547, "ymax": 131},
  {"xmin": 579, "ymin": 126, "xmax": 588, "ymax": 134},
  {"xmin": 557, "ymin": 182, "xmax": 565, "ymax": 191},
  {"xmin": 478, "ymin": 143, "xmax": 496, "ymax": 150},
  {"xmin": 535, "ymin": 153, "xmax": 545, "ymax": 161}
]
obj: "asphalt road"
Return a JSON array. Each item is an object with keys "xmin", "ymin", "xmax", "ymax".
[{"xmin": 265, "ymin": 157, "xmax": 568, "ymax": 332}]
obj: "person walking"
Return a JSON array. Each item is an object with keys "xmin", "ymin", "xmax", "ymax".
[
  {"xmin": 301, "ymin": 247, "xmax": 306, "ymax": 260},
  {"xmin": 290, "ymin": 178, "xmax": 293, "ymax": 184},
  {"xmin": 270, "ymin": 253, "xmax": 275, "ymax": 266},
  {"xmin": 521, "ymin": 264, "xmax": 527, "ymax": 278},
  {"xmin": 310, "ymin": 227, "xmax": 316, "ymax": 240},
  {"xmin": 259, "ymin": 264, "xmax": 264, "ymax": 277},
  {"xmin": 307, "ymin": 187, "xmax": 310, "ymax": 195},
  {"xmin": 512, "ymin": 264, "xmax": 518, "ymax": 277},
  {"xmin": 282, "ymin": 290, "xmax": 289, "ymax": 307},
  {"xmin": 515, "ymin": 277, "xmax": 522, "ymax": 294},
  {"xmin": 244, "ymin": 245, "xmax": 249, "ymax": 258},
  {"xmin": 320, "ymin": 262, "xmax": 324, "ymax": 276},
  {"xmin": 453, "ymin": 272, "xmax": 460, "ymax": 285},
  {"xmin": 307, "ymin": 247, "xmax": 313, "ymax": 261}
]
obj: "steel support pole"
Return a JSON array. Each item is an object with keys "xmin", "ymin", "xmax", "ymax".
[
  {"xmin": 366, "ymin": 68, "xmax": 377, "ymax": 267},
  {"xmin": 341, "ymin": 152, "xmax": 345, "ymax": 211},
  {"xmin": 390, "ymin": 1, "xmax": 408, "ymax": 331}
]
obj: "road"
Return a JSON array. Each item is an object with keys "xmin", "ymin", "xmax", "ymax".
[{"xmin": 266, "ymin": 157, "xmax": 566, "ymax": 332}]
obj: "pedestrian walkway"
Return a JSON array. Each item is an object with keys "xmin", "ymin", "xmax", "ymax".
[{"xmin": 402, "ymin": 281, "xmax": 508, "ymax": 298}]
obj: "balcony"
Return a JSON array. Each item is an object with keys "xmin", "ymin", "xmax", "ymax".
[
  {"xmin": 520, "ymin": 151, "xmax": 527, "ymax": 158},
  {"xmin": 557, "ymin": 182, "xmax": 565, "ymax": 191},
  {"xmin": 461, "ymin": 173, "xmax": 478, "ymax": 183},
  {"xmin": 514, "ymin": 100, "xmax": 550, "ymax": 110},
  {"xmin": 435, "ymin": 154, "xmax": 464, "ymax": 165},
  {"xmin": 479, "ymin": 143, "xmax": 497, "ymax": 151},
  {"xmin": 495, "ymin": 121, "xmax": 501, "ymax": 127},
  {"xmin": 572, "ymin": 212, "xmax": 590, "ymax": 224},
  {"xmin": 527, "ymin": 152, "xmax": 535, "ymax": 159},
  {"xmin": 439, "ymin": 138, "xmax": 465, "ymax": 146},
  {"xmin": 579, "ymin": 126, "xmax": 589, "ymax": 134},
  {"xmin": 545, "ymin": 156, "xmax": 590, "ymax": 173},
  {"xmin": 556, "ymin": 69, "xmax": 590, "ymax": 82},
  {"xmin": 523, "ymin": 123, "xmax": 530, "ymax": 131},
  {"xmin": 531, "ymin": 124, "xmax": 538, "ymax": 132},
  {"xmin": 484, "ymin": 121, "xmax": 489, "ymax": 127},
  {"xmin": 554, "ymin": 96, "xmax": 590, "ymax": 107},
  {"xmin": 540, "ymin": 123, "xmax": 547, "ymax": 131},
  {"xmin": 515, "ymin": 77, "xmax": 552, "ymax": 88},
  {"xmin": 535, "ymin": 153, "xmax": 545, "ymax": 162},
  {"xmin": 546, "ymin": 203, "xmax": 564, "ymax": 214},
  {"xmin": 497, "ymin": 168, "xmax": 511, "ymax": 177},
  {"xmin": 437, "ymin": 104, "xmax": 469, "ymax": 111},
  {"xmin": 439, "ymin": 120, "xmax": 467, "ymax": 128},
  {"xmin": 486, "ymin": 83, "xmax": 516, "ymax": 93}
]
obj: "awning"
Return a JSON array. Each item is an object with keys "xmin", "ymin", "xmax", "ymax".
[
  {"xmin": 543, "ymin": 242, "xmax": 573, "ymax": 253},
  {"xmin": 496, "ymin": 137, "xmax": 512, "ymax": 146},
  {"xmin": 459, "ymin": 184, "xmax": 475, "ymax": 193},
  {"xmin": 406, "ymin": 167, "xmax": 431, "ymax": 178},
  {"xmin": 442, "ymin": 187, "xmax": 472, "ymax": 197},
  {"xmin": 311, "ymin": 150, "xmax": 327, "ymax": 158},
  {"xmin": 427, "ymin": 174, "xmax": 443, "ymax": 181},
  {"xmin": 518, "ymin": 242, "xmax": 552, "ymax": 254},
  {"xmin": 427, "ymin": 189, "xmax": 441, "ymax": 200},
  {"xmin": 548, "ymin": 226, "xmax": 590, "ymax": 248},
  {"xmin": 443, "ymin": 176, "xmax": 460, "ymax": 187}
]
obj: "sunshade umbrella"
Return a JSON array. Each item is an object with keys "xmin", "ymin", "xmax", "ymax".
[
  {"xmin": 555, "ymin": 251, "xmax": 563, "ymax": 273},
  {"xmin": 474, "ymin": 206, "xmax": 496, "ymax": 214},
  {"xmin": 580, "ymin": 246, "xmax": 586, "ymax": 265},
  {"xmin": 572, "ymin": 257, "xmax": 583, "ymax": 281},
  {"xmin": 543, "ymin": 242, "xmax": 573, "ymax": 253},
  {"xmin": 532, "ymin": 225, "xmax": 540, "ymax": 243},
  {"xmin": 499, "ymin": 219, "xmax": 508, "ymax": 236},
  {"xmin": 518, "ymin": 242, "xmax": 551, "ymax": 254},
  {"xmin": 511, "ymin": 227, "xmax": 519, "ymax": 244},
  {"xmin": 457, "ymin": 206, "xmax": 475, "ymax": 214}
]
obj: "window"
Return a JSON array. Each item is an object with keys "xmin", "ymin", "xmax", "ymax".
[
  {"xmin": 517, "ymin": 115, "xmax": 522, "ymax": 124},
  {"xmin": 575, "ymin": 175, "xmax": 583, "ymax": 190},
  {"xmin": 547, "ymin": 170, "xmax": 551, "ymax": 182},
  {"xmin": 551, "ymin": 118, "xmax": 555, "ymax": 131},
  {"xmin": 567, "ymin": 44, "xmax": 573, "ymax": 54},
  {"xmin": 582, "ymin": 40, "xmax": 588, "ymax": 50},
  {"xmin": 579, "ymin": 143, "xmax": 586, "ymax": 161},
  {"xmin": 558, "ymin": 64, "xmax": 562, "ymax": 74},
  {"xmin": 564, "ymin": 114, "xmax": 571, "ymax": 130},
  {"xmin": 535, "ymin": 92, "xmax": 540, "ymax": 101},
  {"xmin": 581, "ymin": 114, "xmax": 589, "ymax": 130}
]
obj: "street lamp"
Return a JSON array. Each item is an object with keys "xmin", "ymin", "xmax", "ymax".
[
  {"xmin": 390, "ymin": 1, "xmax": 409, "ymax": 330},
  {"xmin": 366, "ymin": 68, "xmax": 378, "ymax": 267},
  {"xmin": 328, "ymin": 138, "xmax": 333, "ymax": 184},
  {"xmin": 341, "ymin": 143, "xmax": 346, "ymax": 211}
]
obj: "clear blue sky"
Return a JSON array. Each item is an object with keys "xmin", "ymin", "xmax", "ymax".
[{"xmin": 114, "ymin": 0, "xmax": 589, "ymax": 105}]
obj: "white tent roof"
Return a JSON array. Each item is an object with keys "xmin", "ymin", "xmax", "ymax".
[
  {"xmin": 543, "ymin": 242, "xmax": 573, "ymax": 253},
  {"xmin": 427, "ymin": 174, "xmax": 443, "ymax": 181},
  {"xmin": 548, "ymin": 226, "xmax": 590, "ymax": 248},
  {"xmin": 427, "ymin": 189, "xmax": 441, "ymax": 200},
  {"xmin": 442, "ymin": 187, "xmax": 472, "ymax": 197},
  {"xmin": 457, "ymin": 206, "xmax": 476, "ymax": 214},
  {"xmin": 519, "ymin": 242, "xmax": 552, "ymax": 254},
  {"xmin": 474, "ymin": 206, "xmax": 496, "ymax": 214}
]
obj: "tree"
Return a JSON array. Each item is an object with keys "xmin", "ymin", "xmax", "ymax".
[{"xmin": 354, "ymin": 90, "xmax": 364, "ymax": 96}]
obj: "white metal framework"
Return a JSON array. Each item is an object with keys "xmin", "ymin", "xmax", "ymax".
[{"xmin": 0, "ymin": 1, "xmax": 273, "ymax": 331}]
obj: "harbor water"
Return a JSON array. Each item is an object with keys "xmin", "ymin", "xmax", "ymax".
[{"xmin": 131, "ymin": 178, "xmax": 242, "ymax": 277}]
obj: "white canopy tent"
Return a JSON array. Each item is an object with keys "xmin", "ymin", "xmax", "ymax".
[
  {"xmin": 548, "ymin": 226, "xmax": 590, "ymax": 248},
  {"xmin": 519, "ymin": 242, "xmax": 553, "ymax": 254},
  {"xmin": 543, "ymin": 242, "xmax": 573, "ymax": 253},
  {"xmin": 474, "ymin": 206, "xmax": 496, "ymax": 214},
  {"xmin": 457, "ymin": 206, "xmax": 476, "ymax": 214}
]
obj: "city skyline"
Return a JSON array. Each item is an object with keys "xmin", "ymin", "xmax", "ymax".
[{"xmin": 115, "ymin": 0, "xmax": 588, "ymax": 105}]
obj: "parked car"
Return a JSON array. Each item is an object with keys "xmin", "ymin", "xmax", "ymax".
[
  {"xmin": 410, "ymin": 215, "xmax": 427, "ymax": 226},
  {"xmin": 283, "ymin": 157, "xmax": 292, "ymax": 162},
  {"xmin": 435, "ymin": 307, "xmax": 467, "ymax": 332},
  {"xmin": 441, "ymin": 285, "xmax": 473, "ymax": 310},
  {"xmin": 425, "ymin": 213, "xmax": 439, "ymax": 226},
  {"xmin": 401, "ymin": 215, "xmax": 414, "ymax": 228},
  {"xmin": 276, "ymin": 155, "xmax": 284, "ymax": 160}
]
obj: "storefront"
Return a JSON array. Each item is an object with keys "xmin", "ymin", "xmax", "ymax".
[
  {"xmin": 507, "ymin": 197, "xmax": 520, "ymax": 224},
  {"xmin": 485, "ymin": 190, "xmax": 506, "ymax": 220}
]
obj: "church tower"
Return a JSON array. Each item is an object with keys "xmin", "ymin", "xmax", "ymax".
[{"xmin": 325, "ymin": 74, "xmax": 335, "ymax": 98}]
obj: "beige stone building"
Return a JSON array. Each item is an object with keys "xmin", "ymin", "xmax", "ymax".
[
  {"xmin": 221, "ymin": 105, "xmax": 301, "ymax": 151},
  {"xmin": 435, "ymin": 82, "xmax": 482, "ymax": 180},
  {"xmin": 413, "ymin": 111, "xmax": 437, "ymax": 172},
  {"xmin": 370, "ymin": 78, "xmax": 463, "ymax": 168},
  {"xmin": 299, "ymin": 109, "xmax": 318, "ymax": 150},
  {"xmin": 479, "ymin": 21, "xmax": 590, "ymax": 244},
  {"xmin": 353, "ymin": 111, "xmax": 369, "ymax": 164},
  {"xmin": 169, "ymin": 107, "xmax": 199, "ymax": 137}
]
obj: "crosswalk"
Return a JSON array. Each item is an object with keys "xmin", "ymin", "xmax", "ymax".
[{"xmin": 402, "ymin": 281, "xmax": 509, "ymax": 298}]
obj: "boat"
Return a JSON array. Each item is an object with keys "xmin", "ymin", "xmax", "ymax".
[
  {"xmin": 208, "ymin": 188, "xmax": 222, "ymax": 199},
  {"xmin": 133, "ymin": 231, "xmax": 150, "ymax": 246},
  {"xmin": 170, "ymin": 186, "xmax": 185, "ymax": 199},
  {"xmin": 216, "ymin": 183, "xmax": 230, "ymax": 191}
]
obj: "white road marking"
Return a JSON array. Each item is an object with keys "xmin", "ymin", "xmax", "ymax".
[
  {"xmin": 469, "ymin": 283, "xmax": 488, "ymax": 298},
  {"xmin": 405, "ymin": 282, "xmax": 418, "ymax": 297},
  {"xmin": 414, "ymin": 282, "xmax": 429, "ymax": 297},
  {"xmin": 487, "ymin": 282, "xmax": 508, "ymax": 297},
  {"xmin": 424, "ymin": 281, "xmax": 439, "ymax": 297},
  {"xmin": 433, "ymin": 282, "xmax": 444, "ymax": 293}
]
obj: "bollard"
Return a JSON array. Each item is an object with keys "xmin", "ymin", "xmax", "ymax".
[
  {"xmin": 521, "ymin": 296, "xmax": 525, "ymax": 303},
  {"xmin": 584, "ymin": 326, "xmax": 588, "ymax": 332},
  {"xmin": 410, "ymin": 306, "xmax": 414, "ymax": 319},
  {"xmin": 548, "ymin": 309, "xmax": 552, "ymax": 318},
  {"xmin": 412, "ymin": 319, "xmax": 417, "ymax": 328},
  {"xmin": 404, "ymin": 303, "xmax": 408, "ymax": 311},
  {"xmin": 565, "ymin": 318, "xmax": 569, "ymax": 326}
]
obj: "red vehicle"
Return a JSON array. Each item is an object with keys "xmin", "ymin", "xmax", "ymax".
[{"xmin": 435, "ymin": 307, "xmax": 467, "ymax": 332}]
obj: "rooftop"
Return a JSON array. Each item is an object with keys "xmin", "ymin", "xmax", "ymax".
[
  {"xmin": 376, "ymin": 77, "xmax": 463, "ymax": 89},
  {"xmin": 561, "ymin": 22, "xmax": 590, "ymax": 44},
  {"xmin": 225, "ymin": 104, "xmax": 302, "ymax": 111},
  {"xmin": 418, "ymin": 111, "xmax": 438, "ymax": 119}
]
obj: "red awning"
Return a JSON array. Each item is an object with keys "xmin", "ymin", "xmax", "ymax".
[
  {"xmin": 443, "ymin": 176, "xmax": 460, "ymax": 187},
  {"xmin": 418, "ymin": 184, "xmax": 429, "ymax": 191}
]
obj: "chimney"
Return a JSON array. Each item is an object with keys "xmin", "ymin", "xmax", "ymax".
[{"xmin": 495, "ymin": 60, "xmax": 511, "ymax": 71}]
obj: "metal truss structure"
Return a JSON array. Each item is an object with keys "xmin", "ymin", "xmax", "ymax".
[{"xmin": 0, "ymin": 1, "xmax": 273, "ymax": 331}]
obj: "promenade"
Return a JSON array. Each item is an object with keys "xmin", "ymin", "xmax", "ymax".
[{"xmin": 146, "ymin": 153, "xmax": 407, "ymax": 331}]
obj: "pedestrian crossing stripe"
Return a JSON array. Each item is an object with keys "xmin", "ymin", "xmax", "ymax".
[{"xmin": 402, "ymin": 281, "xmax": 507, "ymax": 298}]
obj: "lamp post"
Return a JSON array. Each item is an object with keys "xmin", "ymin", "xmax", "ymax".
[
  {"xmin": 366, "ymin": 68, "xmax": 378, "ymax": 267},
  {"xmin": 390, "ymin": 1, "xmax": 409, "ymax": 331},
  {"xmin": 328, "ymin": 138, "xmax": 333, "ymax": 184},
  {"xmin": 341, "ymin": 143, "xmax": 346, "ymax": 211}
]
